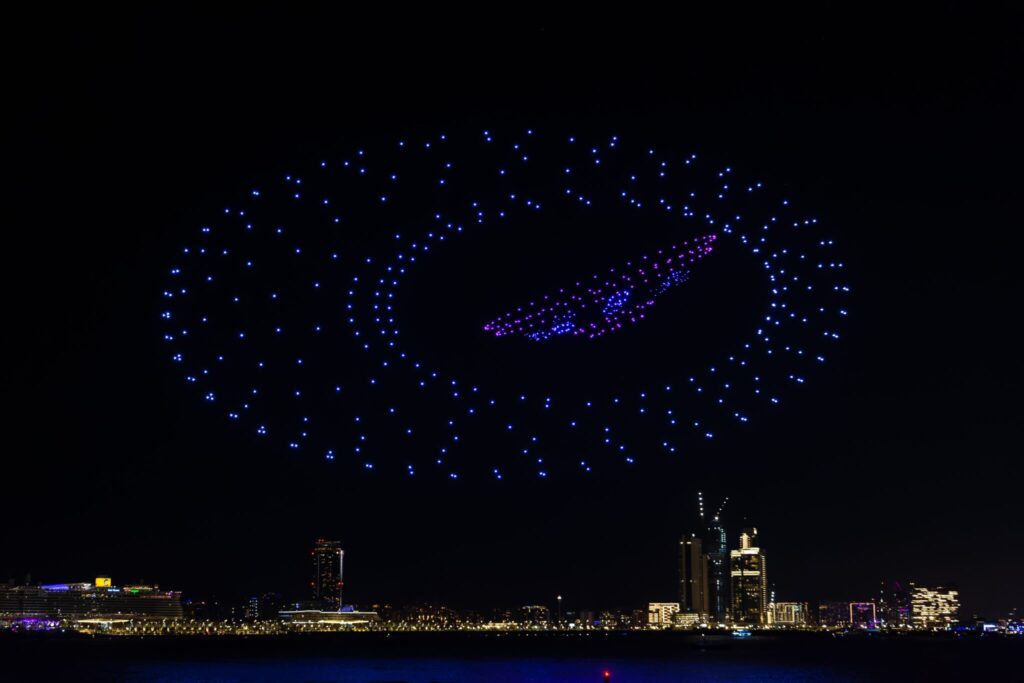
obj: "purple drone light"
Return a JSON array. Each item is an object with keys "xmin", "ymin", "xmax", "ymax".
[{"xmin": 483, "ymin": 234, "xmax": 716, "ymax": 341}]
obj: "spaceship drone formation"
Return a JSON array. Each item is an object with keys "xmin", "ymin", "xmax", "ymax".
[
  {"xmin": 161, "ymin": 129, "xmax": 849, "ymax": 479},
  {"xmin": 483, "ymin": 233, "xmax": 717, "ymax": 342}
]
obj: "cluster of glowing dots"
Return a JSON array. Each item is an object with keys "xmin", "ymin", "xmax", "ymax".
[
  {"xmin": 483, "ymin": 234, "xmax": 716, "ymax": 341},
  {"xmin": 160, "ymin": 128, "xmax": 849, "ymax": 480}
]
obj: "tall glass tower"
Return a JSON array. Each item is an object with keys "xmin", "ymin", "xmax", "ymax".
[
  {"xmin": 705, "ymin": 512, "xmax": 728, "ymax": 623},
  {"xmin": 730, "ymin": 527, "xmax": 767, "ymax": 625},
  {"xmin": 678, "ymin": 533, "xmax": 709, "ymax": 616},
  {"xmin": 311, "ymin": 538, "xmax": 344, "ymax": 610},
  {"xmin": 697, "ymin": 493, "xmax": 729, "ymax": 624}
]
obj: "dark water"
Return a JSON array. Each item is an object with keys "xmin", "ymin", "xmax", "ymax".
[
  {"xmin": 85, "ymin": 658, "xmax": 858, "ymax": 683},
  {"xmin": 1, "ymin": 633, "xmax": 1018, "ymax": 682}
]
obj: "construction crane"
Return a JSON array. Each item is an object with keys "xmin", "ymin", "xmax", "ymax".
[
  {"xmin": 697, "ymin": 491, "xmax": 729, "ymax": 524},
  {"xmin": 714, "ymin": 496, "xmax": 729, "ymax": 522}
]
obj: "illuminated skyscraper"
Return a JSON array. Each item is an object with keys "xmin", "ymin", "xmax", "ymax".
[
  {"xmin": 697, "ymin": 493, "xmax": 729, "ymax": 623},
  {"xmin": 678, "ymin": 533, "xmax": 709, "ymax": 617},
  {"xmin": 311, "ymin": 538, "xmax": 344, "ymax": 610},
  {"xmin": 730, "ymin": 527, "xmax": 767, "ymax": 625}
]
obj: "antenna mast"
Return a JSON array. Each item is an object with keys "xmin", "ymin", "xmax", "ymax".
[{"xmin": 338, "ymin": 549, "xmax": 345, "ymax": 612}]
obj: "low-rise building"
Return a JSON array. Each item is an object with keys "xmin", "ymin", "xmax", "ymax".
[
  {"xmin": 647, "ymin": 602, "xmax": 680, "ymax": 627},
  {"xmin": 0, "ymin": 577, "xmax": 182, "ymax": 624},
  {"xmin": 768, "ymin": 601, "xmax": 809, "ymax": 626}
]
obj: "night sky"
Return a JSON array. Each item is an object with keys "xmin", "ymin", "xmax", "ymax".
[{"xmin": 4, "ymin": 7, "xmax": 1022, "ymax": 619}]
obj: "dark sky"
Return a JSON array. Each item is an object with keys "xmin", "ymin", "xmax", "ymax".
[{"xmin": 4, "ymin": 7, "xmax": 1022, "ymax": 619}]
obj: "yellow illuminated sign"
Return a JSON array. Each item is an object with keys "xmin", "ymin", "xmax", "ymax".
[{"xmin": 95, "ymin": 577, "xmax": 112, "ymax": 588}]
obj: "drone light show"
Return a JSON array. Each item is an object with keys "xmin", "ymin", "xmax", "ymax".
[{"xmin": 161, "ymin": 129, "xmax": 848, "ymax": 479}]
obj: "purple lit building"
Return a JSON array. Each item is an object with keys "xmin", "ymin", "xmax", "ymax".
[
  {"xmin": 0, "ymin": 577, "xmax": 182, "ymax": 623},
  {"xmin": 848, "ymin": 602, "xmax": 878, "ymax": 629}
]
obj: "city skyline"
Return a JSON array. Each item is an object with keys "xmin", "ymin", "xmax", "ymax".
[
  {"xmin": 0, "ymin": 530, "xmax": 981, "ymax": 633},
  {"xmin": 0, "ymin": 486, "xmax": 1008, "ymax": 617},
  {"xmin": 2, "ymin": 518, "xmax": 991, "ymax": 625}
]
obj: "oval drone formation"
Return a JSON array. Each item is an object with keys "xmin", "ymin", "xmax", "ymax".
[{"xmin": 161, "ymin": 129, "xmax": 849, "ymax": 479}]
